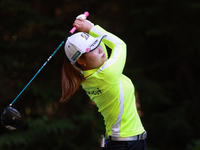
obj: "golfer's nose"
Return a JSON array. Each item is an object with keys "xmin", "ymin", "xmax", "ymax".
[{"xmin": 99, "ymin": 48, "xmax": 102, "ymax": 54}]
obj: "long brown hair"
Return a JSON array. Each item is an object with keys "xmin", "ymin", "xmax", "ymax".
[{"xmin": 60, "ymin": 58, "xmax": 85, "ymax": 103}]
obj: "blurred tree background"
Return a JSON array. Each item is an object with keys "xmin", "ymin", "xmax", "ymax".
[{"xmin": 0, "ymin": 0, "xmax": 200, "ymax": 149}]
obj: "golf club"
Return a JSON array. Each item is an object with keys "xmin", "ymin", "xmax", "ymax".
[
  {"xmin": 1, "ymin": 107, "xmax": 21, "ymax": 130},
  {"xmin": 1, "ymin": 11, "xmax": 89, "ymax": 130}
]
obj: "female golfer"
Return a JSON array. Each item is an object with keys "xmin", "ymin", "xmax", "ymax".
[{"xmin": 60, "ymin": 14, "xmax": 147, "ymax": 150}]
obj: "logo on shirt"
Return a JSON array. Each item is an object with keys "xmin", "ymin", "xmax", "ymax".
[{"xmin": 86, "ymin": 88, "xmax": 102, "ymax": 95}]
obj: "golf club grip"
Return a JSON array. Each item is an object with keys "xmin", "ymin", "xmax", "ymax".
[{"xmin": 70, "ymin": 11, "xmax": 89, "ymax": 34}]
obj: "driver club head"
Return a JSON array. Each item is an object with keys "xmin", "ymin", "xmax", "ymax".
[{"xmin": 1, "ymin": 106, "xmax": 22, "ymax": 130}]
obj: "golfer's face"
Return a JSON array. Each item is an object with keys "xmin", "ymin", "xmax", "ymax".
[{"xmin": 84, "ymin": 45, "xmax": 107, "ymax": 69}]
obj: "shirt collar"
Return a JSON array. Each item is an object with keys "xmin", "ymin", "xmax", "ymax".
[{"xmin": 82, "ymin": 68, "xmax": 98, "ymax": 78}]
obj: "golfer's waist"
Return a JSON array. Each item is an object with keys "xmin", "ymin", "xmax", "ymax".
[{"xmin": 109, "ymin": 131, "xmax": 147, "ymax": 141}]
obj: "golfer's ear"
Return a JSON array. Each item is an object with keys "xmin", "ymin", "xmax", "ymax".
[{"xmin": 77, "ymin": 58, "xmax": 85, "ymax": 65}]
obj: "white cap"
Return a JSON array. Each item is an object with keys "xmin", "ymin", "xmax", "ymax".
[{"xmin": 64, "ymin": 32, "xmax": 106, "ymax": 64}]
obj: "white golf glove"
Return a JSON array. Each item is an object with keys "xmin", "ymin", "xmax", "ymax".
[
  {"xmin": 76, "ymin": 14, "xmax": 86, "ymax": 20},
  {"xmin": 76, "ymin": 14, "xmax": 94, "ymax": 26}
]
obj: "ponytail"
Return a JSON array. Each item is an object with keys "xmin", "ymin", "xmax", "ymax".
[{"xmin": 60, "ymin": 58, "xmax": 85, "ymax": 103}]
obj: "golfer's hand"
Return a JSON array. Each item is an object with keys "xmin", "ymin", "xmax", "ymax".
[{"xmin": 73, "ymin": 19, "xmax": 94, "ymax": 33}]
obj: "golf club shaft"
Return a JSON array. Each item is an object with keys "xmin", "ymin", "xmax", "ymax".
[{"xmin": 10, "ymin": 11, "xmax": 89, "ymax": 106}]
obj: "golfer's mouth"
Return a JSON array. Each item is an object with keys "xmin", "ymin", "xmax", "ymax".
[{"xmin": 102, "ymin": 53, "xmax": 106, "ymax": 58}]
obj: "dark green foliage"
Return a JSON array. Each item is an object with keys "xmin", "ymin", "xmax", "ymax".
[{"xmin": 0, "ymin": 0, "xmax": 200, "ymax": 149}]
